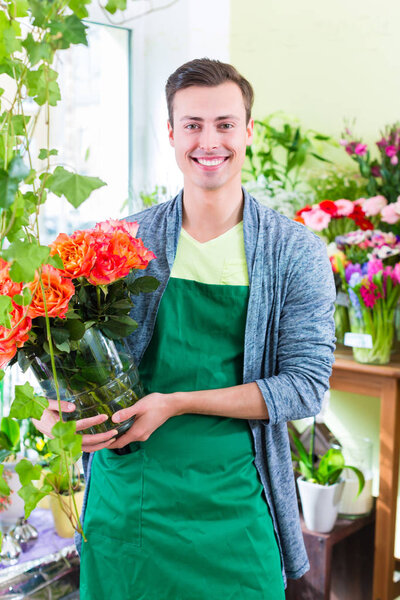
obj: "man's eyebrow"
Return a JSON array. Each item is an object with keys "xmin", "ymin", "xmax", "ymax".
[{"xmin": 179, "ymin": 114, "xmax": 240, "ymax": 122}]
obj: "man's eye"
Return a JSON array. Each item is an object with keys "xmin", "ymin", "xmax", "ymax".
[
  {"xmin": 220, "ymin": 123, "xmax": 233, "ymax": 129},
  {"xmin": 185, "ymin": 124, "xmax": 199, "ymax": 130}
]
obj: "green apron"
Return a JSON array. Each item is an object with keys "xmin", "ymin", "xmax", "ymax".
[{"xmin": 80, "ymin": 277, "xmax": 285, "ymax": 600}]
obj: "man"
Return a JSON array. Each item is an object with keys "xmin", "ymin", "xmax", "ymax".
[{"xmin": 35, "ymin": 58, "xmax": 336, "ymax": 599}]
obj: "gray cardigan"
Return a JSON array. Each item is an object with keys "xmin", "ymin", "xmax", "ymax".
[{"xmin": 78, "ymin": 188, "xmax": 336, "ymax": 583}]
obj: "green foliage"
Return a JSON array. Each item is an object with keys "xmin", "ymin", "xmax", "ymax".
[
  {"xmin": 0, "ymin": 0, "xmax": 128, "ymax": 539},
  {"xmin": 307, "ymin": 167, "xmax": 369, "ymax": 202},
  {"xmin": 9, "ymin": 382, "xmax": 48, "ymax": 420},
  {"xmin": 243, "ymin": 113, "xmax": 333, "ymax": 191},
  {"xmin": 45, "ymin": 166, "xmax": 106, "ymax": 208}
]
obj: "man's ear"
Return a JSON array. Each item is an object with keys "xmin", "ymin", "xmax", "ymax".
[
  {"xmin": 246, "ymin": 117, "xmax": 254, "ymax": 146},
  {"xmin": 167, "ymin": 121, "xmax": 174, "ymax": 147}
]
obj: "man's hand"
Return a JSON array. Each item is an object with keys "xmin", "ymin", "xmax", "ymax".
[
  {"xmin": 107, "ymin": 393, "xmax": 178, "ymax": 449},
  {"xmin": 32, "ymin": 400, "xmax": 119, "ymax": 453}
]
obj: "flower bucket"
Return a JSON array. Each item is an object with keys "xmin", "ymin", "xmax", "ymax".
[
  {"xmin": 346, "ymin": 305, "xmax": 395, "ymax": 365},
  {"xmin": 25, "ymin": 328, "xmax": 144, "ymax": 437},
  {"xmin": 297, "ymin": 477, "xmax": 344, "ymax": 533},
  {"xmin": 334, "ymin": 303, "xmax": 350, "ymax": 346}
]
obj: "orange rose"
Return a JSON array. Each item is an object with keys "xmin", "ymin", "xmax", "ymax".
[
  {"xmin": 95, "ymin": 219, "xmax": 139, "ymax": 238},
  {"xmin": 0, "ymin": 258, "xmax": 22, "ymax": 297},
  {"xmin": 88, "ymin": 250, "xmax": 130, "ymax": 285},
  {"xmin": 108, "ymin": 231, "xmax": 155, "ymax": 272},
  {"xmin": 27, "ymin": 265, "xmax": 75, "ymax": 319},
  {"xmin": 131, "ymin": 237, "xmax": 156, "ymax": 269},
  {"xmin": 0, "ymin": 304, "xmax": 32, "ymax": 368},
  {"xmin": 50, "ymin": 231, "xmax": 96, "ymax": 279}
]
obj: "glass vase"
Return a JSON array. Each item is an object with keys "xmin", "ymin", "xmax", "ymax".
[
  {"xmin": 347, "ymin": 305, "xmax": 395, "ymax": 365},
  {"xmin": 25, "ymin": 328, "xmax": 144, "ymax": 437},
  {"xmin": 334, "ymin": 304, "xmax": 350, "ymax": 346}
]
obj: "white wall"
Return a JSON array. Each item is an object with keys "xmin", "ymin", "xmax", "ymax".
[{"xmin": 89, "ymin": 0, "xmax": 231, "ymax": 207}]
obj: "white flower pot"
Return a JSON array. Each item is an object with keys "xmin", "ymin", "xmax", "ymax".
[{"xmin": 297, "ymin": 477, "xmax": 344, "ymax": 533}]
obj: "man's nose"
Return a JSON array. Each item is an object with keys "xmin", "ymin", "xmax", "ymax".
[{"xmin": 198, "ymin": 126, "xmax": 219, "ymax": 152}]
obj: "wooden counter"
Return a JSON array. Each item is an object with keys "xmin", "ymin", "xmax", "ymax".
[{"xmin": 331, "ymin": 349, "xmax": 400, "ymax": 600}]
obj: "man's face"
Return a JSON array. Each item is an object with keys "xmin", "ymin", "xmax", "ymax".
[{"xmin": 167, "ymin": 82, "xmax": 253, "ymax": 192}]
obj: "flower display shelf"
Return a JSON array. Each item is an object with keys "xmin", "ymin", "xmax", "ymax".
[{"xmin": 331, "ymin": 348, "xmax": 400, "ymax": 600}]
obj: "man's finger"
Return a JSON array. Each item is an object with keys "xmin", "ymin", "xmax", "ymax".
[
  {"xmin": 75, "ymin": 414, "xmax": 109, "ymax": 432},
  {"xmin": 112, "ymin": 405, "xmax": 138, "ymax": 423},
  {"xmin": 47, "ymin": 399, "xmax": 76, "ymax": 413},
  {"xmin": 81, "ymin": 428, "xmax": 119, "ymax": 446},
  {"xmin": 82, "ymin": 438, "xmax": 117, "ymax": 453}
]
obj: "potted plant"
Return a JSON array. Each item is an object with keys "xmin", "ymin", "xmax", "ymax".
[
  {"xmin": 290, "ymin": 421, "xmax": 365, "ymax": 533},
  {"xmin": 48, "ymin": 467, "xmax": 85, "ymax": 539}
]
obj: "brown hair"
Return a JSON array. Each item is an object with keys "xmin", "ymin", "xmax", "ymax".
[{"xmin": 165, "ymin": 58, "xmax": 254, "ymax": 127}]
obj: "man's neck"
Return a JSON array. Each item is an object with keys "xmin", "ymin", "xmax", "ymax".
[{"xmin": 181, "ymin": 180, "xmax": 244, "ymax": 244}]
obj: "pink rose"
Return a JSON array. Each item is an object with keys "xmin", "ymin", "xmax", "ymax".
[
  {"xmin": 362, "ymin": 195, "xmax": 387, "ymax": 216},
  {"xmin": 354, "ymin": 143, "xmax": 368, "ymax": 156},
  {"xmin": 302, "ymin": 208, "xmax": 331, "ymax": 231},
  {"xmin": 391, "ymin": 155, "xmax": 399, "ymax": 166},
  {"xmin": 334, "ymin": 199, "xmax": 354, "ymax": 216},
  {"xmin": 381, "ymin": 202, "xmax": 400, "ymax": 224},
  {"xmin": 385, "ymin": 145, "xmax": 397, "ymax": 158},
  {"xmin": 95, "ymin": 219, "xmax": 140, "ymax": 238}
]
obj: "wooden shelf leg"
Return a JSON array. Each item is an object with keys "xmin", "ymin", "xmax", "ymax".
[{"xmin": 373, "ymin": 379, "xmax": 400, "ymax": 600}]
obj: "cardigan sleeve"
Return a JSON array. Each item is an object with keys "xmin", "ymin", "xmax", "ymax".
[{"xmin": 255, "ymin": 236, "xmax": 336, "ymax": 425}]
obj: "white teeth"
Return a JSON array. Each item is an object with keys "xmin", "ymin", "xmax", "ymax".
[{"xmin": 196, "ymin": 158, "xmax": 226, "ymax": 166}]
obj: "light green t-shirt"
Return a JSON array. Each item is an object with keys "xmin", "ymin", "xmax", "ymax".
[{"xmin": 170, "ymin": 221, "xmax": 249, "ymax": 286}]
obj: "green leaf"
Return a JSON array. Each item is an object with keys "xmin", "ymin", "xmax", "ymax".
[
  {"xmin": 105, "ymin": 0, "xmax": 127, "ymax": 14},
  {"xmin": 1, "ymin": 417, "xmax": 20, "ymax": 449},
  {"xmin": 8, "ymin": 0, "xmax": 29, "ymax": 18},
  {"xmin": 13, "ymin": 287, "xmax": 32, "ymax": 307},
  {"xmin": 49, "ymin": 15, "xmax": 88, "ymax": 48},
  {"xmin": 10, "ymin": 115, "xmax": 30, "ymax": 136},
  {"xmin": 18, "ymin": 482, "xmax": 52, "ymax": 518},
  {"xmin": 9, "ymin": 382, "xmax": 49, "ymax": 420},
  {"xmin": 0, "ymin": 155, "xmax": 29, "ymax": 209},
  {"xmin": 54, "ymin": 340, "xmax": 70, "ymax": 353},
  {"xmin": 38, "ymin": 148, "xmax": 58, "ymax": 160},
  {"xmin": 26, "ymin": 65, "xmax": 61, "ymax": 107},
  {"xmin": 47, "ymin": 253, "xmax": 64, "ymax": 269},
  {"xmin": 0, "ymin": 465, "xmax": 11, "ymax": 496},
  {"xmin": 101, "ymin": 315, "xmax": 138, "ymax": 339},
  {"xmin": 15, "ymin": 458, "xmax": 42, "ymax": 485},
  {"xmin": 48, "ymin": 421, "xmax": 82, "ymax": 463},
  {"xmin": 0, "ymin": 370, "xmax": 4, "ymax": 382},
  {"xmin": 22, "ymin": 34, "xmax": 52, "ymax": 66},
  {"xmin": 342, "ymin": 465, "xmax": 365, "ymax": 496},
  {"xmin": 0, "ymin": 12, "xmax": 22, "ymax": 61},
  {"xmin": 0, "ymin": 432, "xmax": 12, "ymax": 451},
  {"xmin": 0, "ymin": 295, "xmax": 13, "ymax": 328},
  {"xmin": 127, "ymin": 276, "xmax": 160, "ymax": 295},
  {"xmin": 66, "ymin": 318, "xmax": 86, "ymax": 340},
  {"xmin": 45, "ymin": 166, "xmax": 106, "ymax": 208},
  {"xmin": 68, "ymin": 0, "xmax": 91, "ymax": 18},
  {"xmin": 4, "ymin": 240, "xmax": 50, "ymax": 282}
]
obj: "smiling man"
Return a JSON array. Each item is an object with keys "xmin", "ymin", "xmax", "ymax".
[{"xmin": 35, "ymin": 58, "xmax": 336, "ymax": 599}]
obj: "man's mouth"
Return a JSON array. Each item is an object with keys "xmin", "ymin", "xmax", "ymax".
[{"xmin": 191, "ymin": 156, "xmax": 229, "ymax": 168}]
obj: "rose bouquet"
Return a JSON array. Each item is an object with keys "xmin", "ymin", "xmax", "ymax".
[
  {"xmin": 1, "ymin": 219, "xmax": 159, "ymax": 437},
  {"xmin": 332, "ymin": 231, "xmax": 400, "ymax": 364}
]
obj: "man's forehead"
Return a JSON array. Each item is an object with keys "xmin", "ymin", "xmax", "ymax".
[{"xmin": 172, "ymin": 83, "xmax": 246, "ymax": 118}]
